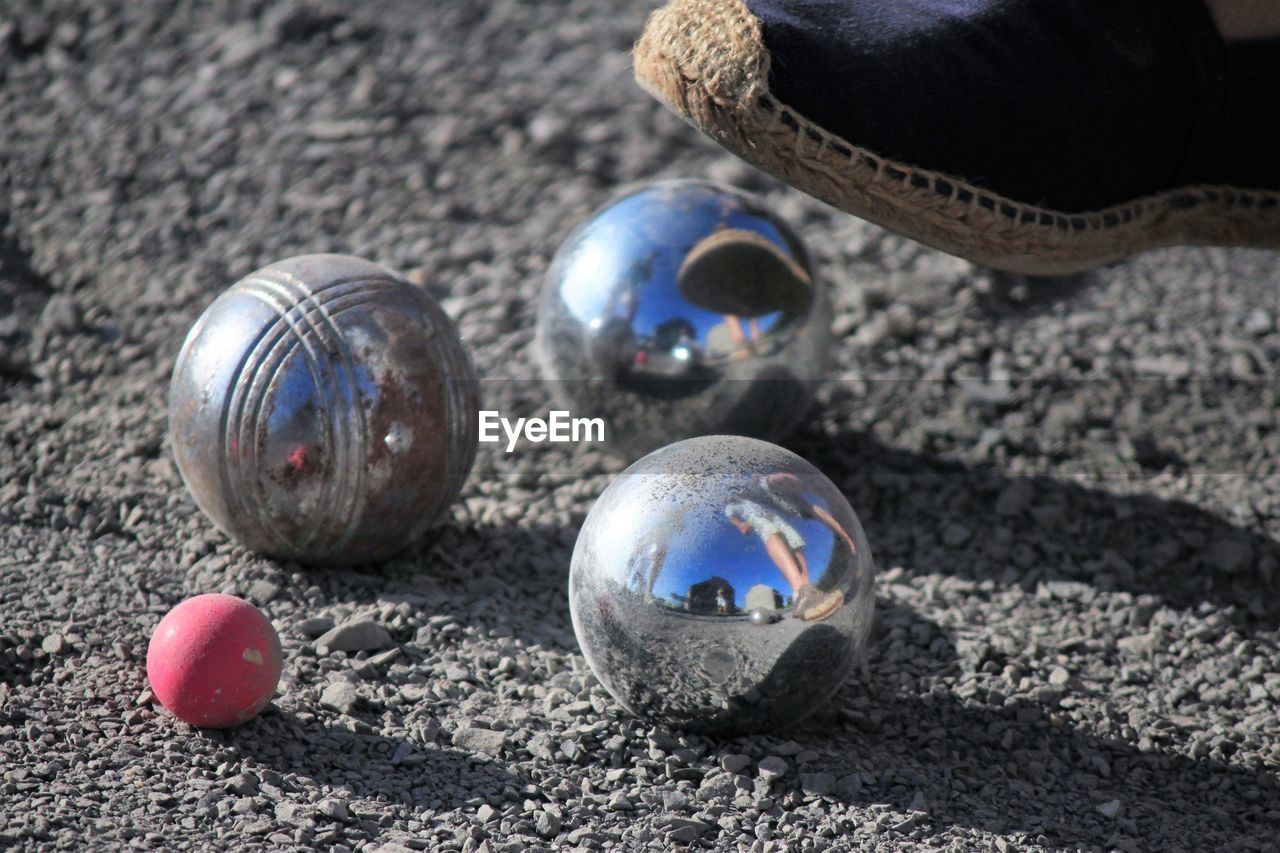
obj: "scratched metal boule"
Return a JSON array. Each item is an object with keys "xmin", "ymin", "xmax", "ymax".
[
  {"xmin": 537, "ymin": 179, "xmax": 832, "ymax": 457},
  {"xmin": 569, "ymin": 435, "xmax": 875, "ymax": 735},
  {"xmin": 168, "ymin": 254, "xmax": 479, "ymax": 564}
]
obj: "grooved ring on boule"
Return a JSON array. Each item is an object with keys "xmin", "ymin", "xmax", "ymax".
[{"xmin": 168, "ymin": 254, "xmax": 479, "ymax": 564}]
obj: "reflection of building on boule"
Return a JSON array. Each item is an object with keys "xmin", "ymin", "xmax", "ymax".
[
  {"xmin": 688, "ymin": 576, "xmax": 737, "ymax": 615},
  {"xmin": 745, "ymin": 583, "xmax": 785, "ymax": 612}
]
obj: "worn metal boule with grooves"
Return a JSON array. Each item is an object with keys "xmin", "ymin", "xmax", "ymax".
[{"xmin": 168, "ymin": 254, "xmax": 478, "ymax": 564}]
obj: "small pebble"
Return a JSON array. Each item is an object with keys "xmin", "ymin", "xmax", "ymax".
[
  {"xmin": 315, "ymin": 620, "xmax": 392, "ymax": 654},
  {"xmin": 535, "ymin": 810, "xmax": 560, "ymax": 837},
  {"xmin": 757, "ymin": 757, "xmax": 788, "ymax": 783},
  {"xmin": 319, "ymin": 682, "xmax": 361, "ymax": 715},
  {"xmin": 1097, "ymin": 800, "xmax": 1122, "ymax": 819},
  {"xmin": 297, "ymin": 617, "xmax": 336, "ymax": 638},
  {"xmin": 452, "ymin": 727, "xmax": 507, "ymax": 757},
  {"xmin": 317, "ymin": 799, "xmax": 350, "ymax": 821}
]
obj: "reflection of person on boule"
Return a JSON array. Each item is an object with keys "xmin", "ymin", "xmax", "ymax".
[
  {"xmin": 764, "ymin": 472, "xmax": 858, "ymax": 557},
  {"xmin": 628, "ymin": 539, "xmax": 666, "ymax": 605},
  {"xmin": 678, "ymin": 226, "xmax": 814, "ymax": 365},
  {"xmin": 593, "ymin": 256, "xmax": 648, "ymax": 379},
  {"xmin": 721, "ymin": 313, "xmax": 763, "ymax": 360},
  {"xmin": 626, "ymin": 507, "xmax": 686, "ymax": 605},
  {"xmin": 723, "ymin": 472, "xmax": 855, "ymax": 622}
]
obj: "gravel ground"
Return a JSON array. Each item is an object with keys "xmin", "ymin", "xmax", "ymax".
[{"xmin": 3, "ymin": 1, "xmax": 1279, "ymax": 850}]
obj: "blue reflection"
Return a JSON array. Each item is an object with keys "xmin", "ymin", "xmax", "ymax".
[
  {"xmin": 626, "ymin": 485, "xmax": 844, "ymax": 616},
  {"xmin": 539, "ymin": 179, "xmax": 830, "ymax": 457},
  {"xmin": 557, "ymin": 183, "xmax": 805, "ymax": 360},
  {"xmin": 258, "ymin": 326, "xmax": 378, "ymax": 474}
]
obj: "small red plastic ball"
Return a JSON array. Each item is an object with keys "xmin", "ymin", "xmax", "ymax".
[{"xmin": 146, "ymin": 593, "xmax": 283, "ymax": 728}]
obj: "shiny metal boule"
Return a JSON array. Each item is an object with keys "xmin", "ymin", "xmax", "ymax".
[
  {"xmin": 537, "ymin": 180, "xmax": 831, "ymax": 457},
  {"xmin": 569, "ymin": 436, "xmax": 874, "ymax": 735},
  {"xmin": 169, "ymin": 254, "xmax": 479, "ymax": 564}
]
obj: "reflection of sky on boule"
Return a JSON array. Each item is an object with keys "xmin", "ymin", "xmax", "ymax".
[
  {"xmin": 263, "ymin": 351, "xmax": 318, "ymax": 445},
  {"xmin": 607, "ymin": 470, "xmax": 841, "ymax": 613},
  {"xmin": 557, "ymin": 187, "xmax": 794, "ymax": 346},
  {"xmin": 262, "ymin": 348, "xmax": 377, "ymax": 439},
  {"xmin": 648, "ymin": 510, "xmax": 837, "ymax": 612}
]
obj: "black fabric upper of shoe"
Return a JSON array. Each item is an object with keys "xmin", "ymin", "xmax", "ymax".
[
  {"xmin": 1203, "ymin": 40, "xmax": 1280, "ymax": 193},
  {"xmin": 748, "ymin": 0, "xmax": 1280, "ymax": 213}
]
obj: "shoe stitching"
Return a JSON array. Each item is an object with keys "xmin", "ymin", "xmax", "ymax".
[
  {"xmin": 755, "ymin": 94, "xmax": 1280, "ymax": 233},
  {"xmin": 635, "ymin": 0, "xmax": 1280, "ymax": 248}
]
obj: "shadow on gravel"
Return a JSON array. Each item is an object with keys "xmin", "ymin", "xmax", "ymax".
[
  {"xmin": 223, "ymin": 707, "xmax": 520, "ymax": 812},
  {"xmin": 780, "ymin": 605, "xmax": 1278, "ymax": 847},
  {"xmin": 265, "ymin": 521, "xmax": 578, "ymax": 648},
  {"xmin": 794, "ymin": 684, "xmax": 1279, "ymax": 846},
  {"xmin": 0, "ymin": 635, "xmax": 46, "ymax": 692},
  {"xmin": 0, "ymin": 209, "xmax": 54, "ymax": 388},
  {"xmin": 797, "ymin": 431, "xmax": 1280, "ymax": 636},
  {"xmin": 0, "ymin": 659, "xmax": 35, "ymax": 691}
]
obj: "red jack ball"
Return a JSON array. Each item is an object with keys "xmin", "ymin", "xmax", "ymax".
[{"xmin": 147, "ymin": 593, "xmax": 283, "ymax": 728}]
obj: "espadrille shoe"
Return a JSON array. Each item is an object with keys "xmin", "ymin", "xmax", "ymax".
[{"xmin": 634, "ymin": 0, "xmax": 1280, "ymax": 274}]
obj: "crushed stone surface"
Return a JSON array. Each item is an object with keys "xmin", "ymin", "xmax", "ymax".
[{"xmin": 2, "ymin": 0, "xmax": 1279, "ymax": 850}]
